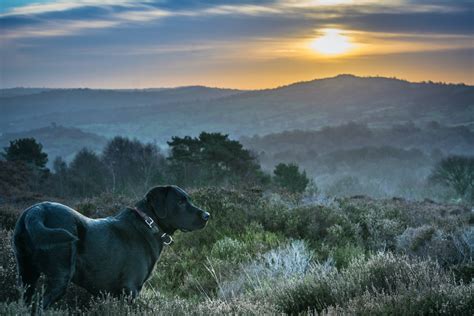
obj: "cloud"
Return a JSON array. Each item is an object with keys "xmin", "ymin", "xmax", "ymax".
[
  {"xmin": 1, "ymin": 0, "xmax": 472, "ymax": 88},
  {"xmin": 1, "ymin": 0, "xmax": 472, "ymax": 41}
]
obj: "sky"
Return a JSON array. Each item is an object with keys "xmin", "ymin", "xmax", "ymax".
[{"xmin": 0, "ymin": 0, "xmax": 473, "ymax": 89}]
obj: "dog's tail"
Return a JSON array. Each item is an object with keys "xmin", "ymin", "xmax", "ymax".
[{"xmin": 24, "ymin": 205, "xmax": 78, "ymax": 250}]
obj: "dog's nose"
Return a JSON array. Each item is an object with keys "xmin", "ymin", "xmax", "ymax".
[{"xmin": 201, "ymin": 212, "xmax": 210, "ymax": 221}]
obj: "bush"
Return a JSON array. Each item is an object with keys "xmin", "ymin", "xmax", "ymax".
[
  {"xmin": 74, "ymin": 193, "xmax": 135, "ymax": 218},
  {"xmin": 0, "ymin": 187, "xmax": 472, "ymax": 315},
  {"xmin": 0, "ymin": 204, "xmax": 21, "ymax": 230},
  {"xmin": 218, "ymin": 240, "xmax": 314, "ymax": 299},
  {"xmin": 257, "ymin": 202, "xmax": 359, "ymax": 251},
  {"xmin": 273, "ymin": 252, "xmax": 469, "ymax": 314},
  {"xmin": 397, "ymin": 225, "xmax": 473, "ymax": 265},
  {"xmin": 346, "ymin": 280, "xmax": 474, "ymax": 315},
  {"xmin": 0, "ymin": 229, "xmax": 18, "ymax": 303},
  {"xmin": 150, "ymin": 221, "xmax": 284, "ymax": 298}
]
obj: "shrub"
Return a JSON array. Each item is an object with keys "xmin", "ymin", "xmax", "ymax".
[
  {"xmin": 397, "ymin": 225, "xmax": 473, "ymax": 265},
  {"xmin": 345, "ymin": 280, "xmax": 474, "ymax": 315},
  {"xmin": 149, "ymin": 207, "xmax": 284, "ymax": 298},
  {"xmin": 273, "ymin": 252, "xmax": 467, "ymax": 314},
  {"xmin": 210, "ymin": 237, "xmax": 246, "ymax": 262},
  {"xmin": 218, "ymin": 240, "xmax": 316, "ymax": 299},
  {"xmin": 74, "ymin": 193, "xmax": 135, "ymax": 218},
  {"xmin": 0, "ymin": 229, "xmax": 18, "ymax": 303},
  {"xmin": 0, "ymin": 204, "xmax": 21, "ymax": 230}
]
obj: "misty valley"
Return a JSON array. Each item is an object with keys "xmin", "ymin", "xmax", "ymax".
[
  {"xmin": 1, "ymin": 78, "xmax": 473, "ymax": 314},
  {"xmin": 2, "ymin": 75, "xmax": 473, "ymax": 201}
]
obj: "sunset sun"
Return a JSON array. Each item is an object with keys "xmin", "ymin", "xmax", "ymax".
[{"xmin": 311, "ymin": 29, "xmax": 352, "ymax": 56}]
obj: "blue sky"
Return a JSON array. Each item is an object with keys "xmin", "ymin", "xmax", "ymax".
[{"xmin": 0, "ymin": 0, "xmax": 473, "ymax": 88}]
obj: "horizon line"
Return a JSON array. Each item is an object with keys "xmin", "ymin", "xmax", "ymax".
[{"xmin": 1, "ymin": 74, "xmax": 472, "ymax": 91}]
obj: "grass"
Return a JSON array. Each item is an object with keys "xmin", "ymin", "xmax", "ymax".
[{"xmin": 0, "ymin": 188, "xmax": 472, "ymax": 314}]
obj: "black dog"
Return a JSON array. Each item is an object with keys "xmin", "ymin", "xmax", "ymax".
[{"xmin": 13, "ymin": 185, "xmax": 209, "ymax": 309}]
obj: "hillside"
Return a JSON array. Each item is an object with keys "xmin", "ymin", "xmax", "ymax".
[
  {"xmin": 1, "ymin": 75, "xmax": 473, "ymax": 142},
  {"xmin": 0, "ymin": 86, "xmax": 242, "ymax": 135},
  {"xmin": 0, "ymin": 125, "xmax": 107, "ymax": 164}
]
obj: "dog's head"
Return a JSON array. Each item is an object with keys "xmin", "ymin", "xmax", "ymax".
[{"xmin": 146, "ymin": 185, "xmax": 210, "ymax": 232}]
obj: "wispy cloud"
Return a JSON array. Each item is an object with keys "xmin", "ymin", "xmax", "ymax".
[
  {"xmin": 1, "ymin": 0, "xmax": 472, "ymax": 88},
  {"xmin": 1, "ymin": 0, "xmax": 472, "ymax": 40}
]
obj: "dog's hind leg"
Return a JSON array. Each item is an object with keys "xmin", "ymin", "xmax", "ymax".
[
  {"xmin": 40, "ymin": 243, "xmax": 77, "ymax": 309},
  {"xmin": 15, "ymin": 251, "xmax": 40, "ymax": 304},
  {"xmin": 13, "ymin": 232, "xmax": 40, "ymax": 304}
]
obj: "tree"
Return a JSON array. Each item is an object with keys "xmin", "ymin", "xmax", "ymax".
[
  {"xmin": 69, "ymin": 148, "xmax": 108, "ymax": 197},
  {"xmin": 3, "ymin": 138, "xmax": 48, "ymax": 169},
  {"xmin": 273, "ymin": 163, "xmax": 309, "ymax": 194},
  {"xmin": 102, "ymin": 136, "xmax": 165, "ymax": 193},
  {"xmin": 51, "ymin": 156, "xmax": 69, "ymax": 197},
  {"xmin": 167, "ymin": 132, "xmax": 265, "ymax": 187},
  {"xmin": 430, "ymin": 155, "xmax": 474, "ymax": 200}
]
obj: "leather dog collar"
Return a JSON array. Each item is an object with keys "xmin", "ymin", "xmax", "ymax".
[{"xmin": 130, "ymin": 207, "xmax": 173, "ymax": 246}]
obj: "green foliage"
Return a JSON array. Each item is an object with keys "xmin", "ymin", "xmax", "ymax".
[
  {"xmin": 431, "ymin": 155, "xmax": 474, "ymax": 201},
  {"xmin": 273, "ymin": 252, "xmax": 472, "ymax": 315},
  {"xmin": 257, "ymin": 202, "xmax": 359, "ymax": 251},
  {"xmin": 0, "ymin": 188, "xmax": 472, "ymax": 314},
  {"xmin": 167, "ymin": 132, "xmax": 266, "ymax": 187},
  {"xmin": 2, "ymin": 138, "xmax": 48, "ymax": 169},
  {"xmin": 149, "ymin": 189, "xmax": 284, "ymax": 297},
  {"xmin": 273, "ymin": 163, "xmax": 309, "ymax": 194}
]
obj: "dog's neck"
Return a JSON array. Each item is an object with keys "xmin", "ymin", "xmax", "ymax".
[{"xmin": 134, "ymin": 199, "xmax": 176, "ymax": 235}]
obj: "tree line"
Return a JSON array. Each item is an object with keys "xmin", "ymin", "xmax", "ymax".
[
  {"xmin": 2, "ymin": 134, "xmax": 472, "ymax": 201},
  {"xmin": 1, "ymin": 133, "xmax": 310, "ymax": 199}
]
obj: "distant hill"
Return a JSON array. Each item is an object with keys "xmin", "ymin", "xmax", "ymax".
[
  {"xmin": 0, "ymin": 88, "xmax": 53, "ymax": 98},
  {"xmin": 0, "ymin": 125, "xmax": 107, "ymax": 165},
  {"xmin": 1, "ymin": 75, "xmax": 473, "ymax": 142},
  {"xmin": 0, "ymin": 86, "xmax": 242, "ymax": 135}
]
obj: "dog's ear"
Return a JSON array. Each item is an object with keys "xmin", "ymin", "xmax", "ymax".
[{"xmin": 146, "ymin": 186, "xmax": 170, "ymax": 219}]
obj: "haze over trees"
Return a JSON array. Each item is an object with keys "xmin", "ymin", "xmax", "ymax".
[
  {"xmin": 1, "ymin": 134, "xmax": 288, "ymax": 201},
  {"xmin": 2, "ymin": 75, "xmax": 473, "ymax": 141},
  {"xmin": 430, "ymin": 156, "xmax": 474, "ymax": 201},
  {"xmin": 1, "ymin": 75, "xmax": 473, "ymax": 200}
]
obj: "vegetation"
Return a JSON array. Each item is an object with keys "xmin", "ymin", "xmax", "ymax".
[
  {"xmin": 2, "ymin": 137, "xmax": 48, "ymax": 169},
  {"xmin": 242, "ymin": 122, "xmax": 474, "ymax": 200},
  {"xmin": 430, "ymin": 155, "xmax": 474, "ymax": 201},
  {"xmin": 0, "ymin": 188, "xmax": 472, "ymax": 315},
  {"xmin": 0, "ymin": 134, "xmax": 472, "ymax": 314},
  {"xmin": 168, "ymin": 132, "xmax": 266, "ymax": 187},
  {"xmin": 273, "ymin": 163, "xmax": 309, "ymax": 193}
]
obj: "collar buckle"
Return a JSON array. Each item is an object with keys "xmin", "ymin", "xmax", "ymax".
[
  {"xmin": 144, "ymin": 216, "xmax": 154, "ymax": 229},
  {"xmin": 161, "ymin": 233, "xmax": 173, "ymax": 246}
]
